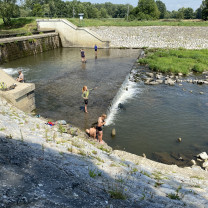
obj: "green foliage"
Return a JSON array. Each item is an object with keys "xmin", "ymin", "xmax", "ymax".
[
  {"xmin": 0, "ymin": 0, "xmax": 19, "ymax": 26},
  {"xmin": 109, "ymin": 190, "xmax": 126, "ymax": 200},
  {"xmin": 202, "ymin": 0, "xmax": 208, "ymax": 20},
  {"xmin": 156, "ymin": 0, "xmax": 166, "ymax": 19},
  {"xmin": 140, "ymin": 170, "xmax": 151, "ymax": 177},
  {"xmin": 167, "ymin": 193, "xmax": 181, "ymax": 200},
  {"xmin": 131, "ymin": 0, "xmax": 160, "ymax": 20},
  {"xmin": 88, "ymin": 169, "xmax": 101, "ymax": 178},
  {"xmin": 139, "ymin": 48, "xmax": 208, "ymax": 74},
  {"xmin": 58, "ymin": 124, "xmax": 66, "ymax": 135}
]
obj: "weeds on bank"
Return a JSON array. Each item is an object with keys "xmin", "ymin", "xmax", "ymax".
[
  {"xmin": 167, "ymin": 193, "xmax": 181, "ymax": 200},
  {"xmin": 58, "ymin": 124, "xmax": 66, "ymax": 135},
  {"xmin": 93, "ymin": 156, "xmax": 104, "ymax": 163},
  {"xmin": 0, "ymin": 127, "xmax": 5, "ymax": 131},
  {"xmin": 89, "ymin": 169, "xmax": 102, "ymax": 178},
  {"xmin": 190, "ymin": 176, "xmax": 204, "ymax": 180},
  {"xmin": 78, "ymin": 149, "xmax": 86, "ymax": 156},
  {"xmin": 98, "ymin": 146, "xmax": 111, "ymax": 154},
  {"xmin": 140, "ymin": 170, "xmax": 151, "ymax": 178},
  {"xmin": 92, "ymin": 150, "xmax": 97, "ymax": 155},
  {"xmin": 167, "ymin": 185, "xmax": 183, "ymax": 200}
]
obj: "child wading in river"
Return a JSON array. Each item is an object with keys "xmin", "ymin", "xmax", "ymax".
[{"xmin": 82, "ymin": 86, "xmax": 89, "ymax": 113}]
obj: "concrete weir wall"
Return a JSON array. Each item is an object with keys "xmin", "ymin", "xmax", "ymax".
[
  {"xmin": 0, "ymin": 33, "xmax": 61, "ymax": 64},
  {"xmin": 37, "ymin": 19, "xmax": 110, "ymax": 48},
  {"xmin": 0, "ymin": 70, "xmax": 35, "ymax": 112}
]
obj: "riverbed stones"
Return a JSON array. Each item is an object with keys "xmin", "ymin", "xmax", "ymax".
[
  {"xmin": 197, "ymin": 152, "xmax": 208, "ymax": 160},
  {"xmin": 149, "ymin": 81, "xmax": 159, "ymax": 85},
  {"xmin": 111, "ymin": 128, "xmax": 116, "ymax": 137},
  {"xmin": 202, "ymin": 161, "xmax": 208, "ymax": 168},
  {"xmin": 191, "ymin": 159, "xmax": 196, "ymax": 166}
]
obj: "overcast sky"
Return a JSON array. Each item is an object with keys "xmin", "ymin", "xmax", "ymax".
[{"xmin": 79, "ymin": 0, "xmax": 202, "ymax": 11}]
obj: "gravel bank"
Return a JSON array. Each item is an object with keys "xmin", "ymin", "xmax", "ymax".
[
  {"xmin": 0, "ymin": 96, "xmax": 208, "ymax": 207},
  {"xmin": 89, "ymin": 26, "xmax": 208, "ymax": 49}
]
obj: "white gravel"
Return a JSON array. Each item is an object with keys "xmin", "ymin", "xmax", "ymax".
[{"xmin": 89, "ymin": 26, "xmax": 208, "ymax": 49}]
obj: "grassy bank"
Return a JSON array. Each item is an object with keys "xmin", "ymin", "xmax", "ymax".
[
  {"xmin": 68, "ymin": 18, "xmax": 208, "ymax": 27},
  {"xmin": 1, "ymin": 18, "xmax": 208, "ymax": 34},
  {"xmin": 139, "ymin": 48, "xmax": 208, "ymax": 75},
  {"xmin": 0, "ymin": 18, "xmax": 37, "ymax": 34}
]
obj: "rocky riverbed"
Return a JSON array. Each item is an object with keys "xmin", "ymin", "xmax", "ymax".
[
  {"xmin": 0, "ymin": 97, "xmax": 208, "ymax": 207},
  {"xmin": 89, "ymin": 26, "xmax": 208, "ymax": 49}
]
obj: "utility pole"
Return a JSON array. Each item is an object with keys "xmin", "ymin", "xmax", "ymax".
[
  {"xmin": 127, "ymin": 4, "xmax": 129, "ymax": 21},
  {"xmin": 73, "ymin": 6, "xmax": 75, "ymax": 18}
]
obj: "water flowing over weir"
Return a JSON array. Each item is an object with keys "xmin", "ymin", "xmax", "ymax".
[
  {"xmin": 105, "ymin": 68, "xmax": 142, "ymax": 126},
  {"xmin": 106, "ymin": 51, "xmax": 145, "ymax": 126}
]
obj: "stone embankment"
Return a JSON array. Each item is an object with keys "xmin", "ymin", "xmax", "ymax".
[
  {"xmin": 89, "ymin": 26, "xmax": 208, "ymax": 49},
  {"xmin": 0, "ymin": 96, "xmax": 208, "ymax": 207}
]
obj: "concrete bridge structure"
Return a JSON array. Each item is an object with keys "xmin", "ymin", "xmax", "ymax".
[{"xmin": 37, "ymin": 19, "xmax": 110, "ymax": 48}]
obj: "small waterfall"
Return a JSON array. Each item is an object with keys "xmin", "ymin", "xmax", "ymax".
[
  {"xmin": 105, "ymin": 68, "xmax": 142, "ymax": 126},
  {"xmin": 2, "ymin": 68, "xmax": 19, "ymax": 75}
]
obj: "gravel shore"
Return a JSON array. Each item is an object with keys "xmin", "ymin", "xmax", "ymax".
[
  {"xmin": 89, "ymin": 26, "xmax": 208, "ymax": 49},
  {"xmin": 0, "ymin": 96, "xmax": 208, "ymax": 207}
]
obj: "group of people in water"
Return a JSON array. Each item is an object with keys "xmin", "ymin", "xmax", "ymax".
[
  {"xmin": 16, "ymin": 45, "xmax": 106, "ymax": 144},
  {"xmin": 81, "ymin": 45, "xmax": 106, "ymax": 144}
]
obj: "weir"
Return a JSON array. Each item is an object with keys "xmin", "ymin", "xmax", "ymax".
[{"xmin": 37, "ymin": 19, "xmax": 110, "ymax": 48}]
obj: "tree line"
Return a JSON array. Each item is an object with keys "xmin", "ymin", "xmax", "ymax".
[{"xmin": 0, "ymin": 0, "xmax": 208, "ymax": 26}]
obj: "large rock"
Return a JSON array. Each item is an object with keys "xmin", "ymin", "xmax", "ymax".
[
  {"xmin": 197, "ymin": 152, "xmax": 208, "ymax": 160},
  {"xmin": 202, "ymin": 161, "xmax": 208, "ymax": 168}
]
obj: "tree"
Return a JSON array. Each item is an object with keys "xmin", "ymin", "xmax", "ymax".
[
  {"xmin": 32, "ymin": 4, "xmax": 44, "ymax": 16},
  {"xmin": 0, "ymin": 0, "xmax": 17, "ymax": 25},
  {"xmin": 177, "ymin": 7, "xmax": 185, "ymax": 19},
  {"xmin": 195, "ymin": 7, "xmax": 202, "ymax": 19},
  {"xmin": 156, "ymin": 0, "xmax": 166, "ymax": 19},
  {"xmin": 202, "ymin": 0, "xmax": 208, "ymax": 20},
  {"xmin": 137, "ymin": 0, "xmax": 160, "ymax": 20},
  {"xmin": 184, "ymin": 7, "xmax": 194, "ymax": 19},
  {"xmin": 100, "ymin": 8, "xmax": 107, "ymax": 18}
]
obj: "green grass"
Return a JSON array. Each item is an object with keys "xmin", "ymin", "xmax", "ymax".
[
  {"xmin": 109, "ymin": 189, "xmax": 126, "ymax": 200},
  {"xmin": 68, "ymin": 18, "xmax": 208, "ymax": 27},
  {"xmin": 167, "ymin": 193, "xmax": 181, "ymax": 200},
  {"xmin": 139, "ymin": 48, "xmax": 208, "ymax": 74},
  {"xmin": 0, "ymin": 17, "xmax": 37, "ymax": 34},
  {"xmin": 1, "ymin": 18, "xmax": 208, "ymax": 35}
]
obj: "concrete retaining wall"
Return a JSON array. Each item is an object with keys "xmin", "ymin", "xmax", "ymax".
[
  {"xmin": 0, "ymin": 70, "xmax": 35, "ymax": 112},
  {"xmin": 0, "ymin": 33, "xmax": 61, "ymax": 64},
  {"xmin": 37, "ymin": 19, "xmax": 110, "ymax": 48}
]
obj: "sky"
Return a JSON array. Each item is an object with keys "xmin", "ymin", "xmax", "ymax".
[{"xmin": 79, "ymin": 0, "xmax": 202, "ymax": 11}]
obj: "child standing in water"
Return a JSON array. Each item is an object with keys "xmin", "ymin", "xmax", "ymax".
[{"xmin": 82, "ymin": 86, "xmax": 89, "ymax": 113}]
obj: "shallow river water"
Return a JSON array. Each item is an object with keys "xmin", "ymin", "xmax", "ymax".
[{"xmin": 2, "ymin": 48, "xmax": 208, "ymax": 165}]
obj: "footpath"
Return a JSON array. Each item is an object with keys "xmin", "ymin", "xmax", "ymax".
[{"xmin": 0, "ymin": 96, "xmax": 208, "ymax": 207}]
